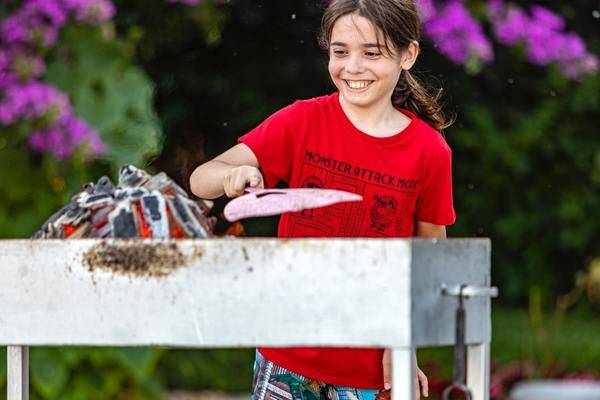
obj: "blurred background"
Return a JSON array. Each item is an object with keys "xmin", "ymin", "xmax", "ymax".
[{"xmin": 0, "ymin": 0, "xmax": 599, "ymax": 398}]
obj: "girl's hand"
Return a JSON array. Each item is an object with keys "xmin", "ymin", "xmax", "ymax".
[
  {"xmin": 223, "ymin": 165, "xmax": 264, "ymax": 197},
  {"xmin": 382, "ymin": 348, "xmax": 429, "ymax": 399}
]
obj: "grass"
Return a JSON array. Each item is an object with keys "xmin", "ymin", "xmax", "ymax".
[{"xmin": 418, "ymin": 305, "xmax": 600, "ymax": 378}]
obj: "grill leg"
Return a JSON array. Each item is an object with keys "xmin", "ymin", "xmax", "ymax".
[
  {"xmin": 391, "ymin": 347, "xmax": 415, "ymax": 400},
  {"xmin": 467, "ymin": 343, "xmax": 490, "ymax": 400},
  {"xmin": 7, "ymin": 346, "xmax": 29, "ymax": 400}
]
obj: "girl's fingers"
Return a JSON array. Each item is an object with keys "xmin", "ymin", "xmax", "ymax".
[
  {"xmin": 414, "ymin": 379, "xmax": 420, "ymax": 400},
  {"xmin": 247, "ymin": 168, "xmax": 259, "ymax": 187},
  {"xmin": 382, "ymin": 348, "xmax": 391, "ymax": 390},
  {"xmin": 248, "ymin": 169, "xmax": 264, "ymax": 188},
  {"xmin": 232, "ymin": 172, "xmax": 248, "ymax": 196},
  {"xmin": 224, "ymin": 166, "xmax": 263, "ymax": 197},
  {"xmin": 223, "ymin": 173, "xmax": 232, "ymax": 197},
  {"xmin": 417, "ymin": 369, "xmax": 429, "ymax": 397}
]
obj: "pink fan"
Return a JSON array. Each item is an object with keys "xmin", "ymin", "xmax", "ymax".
[{"xmin": 223, "ymin": 187, "xmax": 363, "ymax": 222}]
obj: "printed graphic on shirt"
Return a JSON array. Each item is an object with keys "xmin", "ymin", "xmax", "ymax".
[
  {"xmin": 252, "ymin": 351, "xmax": 380, "ymax": 400},
  {"xmin": 370, "ymin": 195, "xmax": 397, "ymax": 232},
  {"xmin": 285, "ymin": 150, "xmax": 421, "ymax": 237}
]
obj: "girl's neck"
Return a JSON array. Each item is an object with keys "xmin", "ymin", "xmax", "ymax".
[{"xmin": 338, "ymin": 93, "xmax": 411, "ymax": 138}]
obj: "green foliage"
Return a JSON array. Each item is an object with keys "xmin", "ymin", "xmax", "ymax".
[
  {"xmin": 45, "ymin": 24, "xmax": 162, "ymax": 171},
  {"xmin": 0, "ymin": 348, "xmax": 165, "ymax": 399},
  {"xmin": 156, "ymin": 349, "xmax": 255, "ymax": 392},
  {"xmin": 0, "ymin": 22, "xmax": 162, "ymax": 238},
  {"xmin": 448, "ymin": 70, "xmax": 600, "ymax": 302},
  {"xmin": 419, "ymin": 306, "xmax": 600, "ymax": 380}
]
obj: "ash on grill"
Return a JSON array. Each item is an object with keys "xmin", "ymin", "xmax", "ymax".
[
  {"xmin": 33, "ymin": 165, "xmax": 215, "ymax": 239},
  {"xmin": 83, "ymin": 242, "xmax": 187, "ymax": 277}
]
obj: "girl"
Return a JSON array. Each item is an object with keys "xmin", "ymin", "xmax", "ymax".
[{"xmin": 190, "ymin": 0, "xmax": 455, "ymax": 399}]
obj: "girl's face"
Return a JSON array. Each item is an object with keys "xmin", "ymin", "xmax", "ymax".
[{"xmin": 328, "ymin": 13, "xmax": 413, "ymax": 109}]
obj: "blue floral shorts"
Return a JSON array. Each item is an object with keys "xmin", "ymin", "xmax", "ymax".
[{"xmin": 251, "ymin": 351, "xmax": 382, "ymax": 400}]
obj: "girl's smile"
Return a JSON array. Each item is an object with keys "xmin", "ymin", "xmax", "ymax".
[{"xmin": 343, "ymin": 79, "xmax": 374, "ymax": 91}]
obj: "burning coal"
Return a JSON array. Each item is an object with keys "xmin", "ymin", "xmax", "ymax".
[{"xmin": 33, "ymin": 165, "xmax": 215, "ymax": 239}]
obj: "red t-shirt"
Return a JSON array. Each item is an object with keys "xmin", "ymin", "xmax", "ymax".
[{"xmin": 238, "ymin": 92, "xmax": 455, "ymax": 389}]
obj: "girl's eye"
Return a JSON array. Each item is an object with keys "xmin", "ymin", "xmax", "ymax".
[
  {"xmin": 365, "ymin": 51, "xmax": 381, "ymax": 58},
  {"xmin": 332, "ymin": 49, "xmax": 347, "ymax": 56}
]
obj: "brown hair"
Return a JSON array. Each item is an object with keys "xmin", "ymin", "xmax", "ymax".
[{"xmin": 319, "ymin": 0, "xmax": 454, "ymax": 131}]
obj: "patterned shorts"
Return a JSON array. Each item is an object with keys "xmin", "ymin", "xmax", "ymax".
[{"xmin": 251, "ymin": 351, "xmax": 382, "ymax": 400}]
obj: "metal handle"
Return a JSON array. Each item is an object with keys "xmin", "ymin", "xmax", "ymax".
[
  {"xmin": 442, "ymin": 383, "xmax": 473, "ymax": 400},
  {"xmin": 440, "ymin": 284, "xmax": 498, "ymax": 299}
]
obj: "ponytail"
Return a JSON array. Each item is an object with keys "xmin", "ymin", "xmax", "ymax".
[{"xmin": 392, "ymin": 70, "xmax": 455, "ymax": 132}]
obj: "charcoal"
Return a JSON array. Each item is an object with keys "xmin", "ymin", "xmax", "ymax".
[
  {"xmin": 183, "ymin": 197, "xmax": 212, "ymax": 237},
  {"xmin": 141, "ymin": 192, "xmax": 169, "ymax": 238},
  {"xmin": 166, "ymin": 196, "xmax": 207, "ymax": 238},
  {"xmin": 109, "ymin": 202, "xmax": 138, "ymax": 238},
  {"xmin": 97, "ymin": 223, "xmax": 111, "ymax": 238},
  {"xmin": 119, "ymin": 165, "xmax": 151, "ymax": 188},
  {"xmin": 68, "ymin": 222, "xmax": 94, "ymax": 238},
  {"xmin": 79, "ymin": 193, "xmax": 113, "ymax": 209},
  {"xmin": 32, "ymin": 201, "xmax": 77, "ymax": 238},
  {"xmin": 146, "ymin": 172, "xmax": 188, "ymax": 198},
  {"xmin": 114, "ymin": 187, "xmax": 148, "ymax": 201},
  {"xmin": 93, "ymin": 176, "xmax": 116, "ymax": 195},
  {"xmin": 61, "ymin": 206, "xmax": 90, "ymax": 226},
  {"xmin": 90, "ymin": 205, "xmax": 113, "ymax": 227},
  {"xmin": 33, "ymin": 164, "xmax": 215, "ymax": 239},
  {"xmin": 46, "ymin": 222, "xmax": 66, "ymax": 239}
]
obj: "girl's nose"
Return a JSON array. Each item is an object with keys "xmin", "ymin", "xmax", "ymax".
[{"xmin": 345, "ymin": 54, "xmax": 365, "ymax": 73}]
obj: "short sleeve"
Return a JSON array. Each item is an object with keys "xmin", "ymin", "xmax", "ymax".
[
  {"xmin": 415, "ymin": 142, "xmax": 456, "ymax": 225},
  {"xmin": 238, "ymin": 102, "xmax": 299, "ymax": 188}
]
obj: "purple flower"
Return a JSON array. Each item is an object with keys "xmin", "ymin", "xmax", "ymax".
[
  {"xmin": 0, "ymin": 2, "xmax": 65, "ymax": 48},
  {"xmin": 27, "ymin": 115, "xmax": 105, "ymax": 159},
  {"xmin": 0, "ymin": 82, "xmax": 70, "ymax": 125},
  {"xmin": 0, "ymin": 15, "xmax": 29, "ymax": 44},
  {"xmin": 63, "ymin": 0, "xmax": 115, "ymax": 24},
  {"xmin": 423, "ymin": 1, "xmax": 494, "ymax": 64},
  {"xmin": 492, "ymin": 6, "xmax": 529, "ymax": 45},
  {"xmin": 21, "ymin": 0, "xmax": 68, "ymax": 27},
  {"xmin": 529, "ymin": 5, "xmax": 565, "ymax": 31},
  {"xmin": 0, "ymin": 0, "xmax": 114, "ymax": 161},
  {"xmin": 418, "ymin": 0, "xmax": 436, "ymax": 23},
  {"xmin": 559, "ymin": 53, "xmax": 599, "ymax": 80},
  {"xmin": 489, "ymin": 0, "xmax": 598, "ymax": 79}
]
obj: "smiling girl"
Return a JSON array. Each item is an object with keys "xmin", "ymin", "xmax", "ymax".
[{"xmin": 190, "ymin": 0, "xmax": 455, "ymax": 399}]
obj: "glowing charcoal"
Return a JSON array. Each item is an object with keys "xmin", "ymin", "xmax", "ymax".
[
  {"xmin": 141, "ymin": 192, "xmax": 169, "ymax": 238},
  {"xmin": 33, "ymin": 164, "xmax": 215, "ymax": 239},
  {"xmin": 166, "ymin": 196, "xmax": 206, "ymax": 238}
]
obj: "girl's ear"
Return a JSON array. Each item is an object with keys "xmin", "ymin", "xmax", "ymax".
[{"xmin": 401, "ymin": 41, "xmax": 420, "ymax": 71}]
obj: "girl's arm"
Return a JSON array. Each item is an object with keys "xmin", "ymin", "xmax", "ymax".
[
  {"xmin": 189, "ymin": 143, "xmax": 264, "ymax": 199},
  {"xmin": 415, "ymin": 221, "xmax": 446, "ymax": 238}
]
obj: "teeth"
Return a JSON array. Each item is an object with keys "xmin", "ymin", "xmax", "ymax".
[{"xmin": 346, "ymin": 80, "xmax": 371, "ymax": 89}]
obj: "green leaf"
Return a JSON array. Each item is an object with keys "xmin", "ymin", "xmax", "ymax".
[
  {"xmin": 108, "ymin": 348, "xmax": 165, "ymax": 381},
  {"xmin": 31, "ymin": 348, "xmax": 69, "ymax": 399},
  {"xmin": 45, "ymin": 24, "xmax": 163, "ymax": 170}
]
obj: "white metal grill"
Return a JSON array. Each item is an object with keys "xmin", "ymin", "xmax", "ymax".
[{"xmin": 0, "ymin": 238, "xmax": 493, "ymax": 400}]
